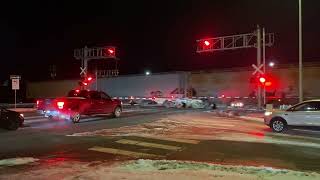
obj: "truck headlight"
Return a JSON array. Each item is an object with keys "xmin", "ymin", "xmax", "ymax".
[{"xmin": 264, "ymin": 111, "xmax": 273, "ymax": 116}]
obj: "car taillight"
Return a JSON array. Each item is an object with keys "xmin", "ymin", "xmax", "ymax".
[{"xmin": 57, "ymin": 101, "xmax": 65, "ymax": 109}]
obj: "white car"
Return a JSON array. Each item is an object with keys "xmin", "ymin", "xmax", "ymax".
[{"xmin": 264, "ymin": 100, "xmax": 320, "ymax": 132}]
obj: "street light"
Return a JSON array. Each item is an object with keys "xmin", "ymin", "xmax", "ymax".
[
  {"xmin": 299, "ymin": 0, "xmax": 303, "ymax": 102},
  {"xmin": 268, "ymin": 62, "xmax": 275, "ymax": 67},
  {"xmin": 145, "ymin": 70, "xmax": 151, "ymax": 76}
]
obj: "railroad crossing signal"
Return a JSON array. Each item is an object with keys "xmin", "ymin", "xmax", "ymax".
[
  {"xmin": 252, "ymin": 64, "xmax": 264, "ymax": 75},
  {"xmin": 74, "ymin": 46, "xmax": 118, "ymax": 78},
  {"xmin": 196, "ymin": 26, "xmax": 275, "ymax": 109}
]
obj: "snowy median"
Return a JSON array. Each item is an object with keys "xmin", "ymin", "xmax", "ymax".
[{"xmin": 1, "ymin": 159, "xmax": 319, "ymax": 180}]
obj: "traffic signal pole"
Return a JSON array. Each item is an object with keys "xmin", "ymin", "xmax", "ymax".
[
  {"xmin": 256, "ymin": 26, "xmax": 262, "ymax": 109},
  {"xmin": 196, "ymin": 27, "xmax": 274, "ymax": 110},
  {"xmin": 263, "ymin": 28, "xmax": 266, "ymax": 106}
]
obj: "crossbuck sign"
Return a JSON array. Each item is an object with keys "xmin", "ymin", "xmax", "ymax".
[{"xmin": 252, "ymin": 64, "xmax": 264, "ymax": 75}]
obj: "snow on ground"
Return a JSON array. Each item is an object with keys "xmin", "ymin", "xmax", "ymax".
[
  {"xmin": 67, "ymin": 112, "xmax": 320, "ymax": 149},
  {"xmin": 1, "ymin": 159, "xmax": 319, "ymax": 180},
  {"xmin": 0, "ymin": 157, "xmax": 38, "ymax": 166}
]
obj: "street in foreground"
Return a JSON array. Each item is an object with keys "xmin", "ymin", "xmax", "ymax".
[{"xmin": 1, "ymin": 107, "xmax": 320, "ymax": 179}]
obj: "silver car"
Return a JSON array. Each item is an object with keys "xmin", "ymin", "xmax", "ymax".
[{"xmin": 264, "ymin": 100, "xmax": 320, "ymax": 132}]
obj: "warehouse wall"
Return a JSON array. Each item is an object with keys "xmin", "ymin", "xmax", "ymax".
[
  {"xmin": 91, "ymin": 73, "xmax": 185, "ymax": 97},
  {"xmin": 27, "ymin": 73, "xmax": 186, "ymax": 98},
  {"xmin": 26, "ymin": 80, "xmax": 78, "ymax": 98},
  {"xmin": 190, "ymin": 64, "xmax": 320, "ymax": 98},
  {"xmin": 26, "ymin": 63, "xmax": 320, "ymax": 99}
]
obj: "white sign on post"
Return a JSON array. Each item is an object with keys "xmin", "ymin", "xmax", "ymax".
[
  {"xmin": 10, "ymin": 75, "xmax": 21, "ymax": 109},
  {"xmin": 12, "ymin": 79, "xmax": 20, "ymax": 90}
]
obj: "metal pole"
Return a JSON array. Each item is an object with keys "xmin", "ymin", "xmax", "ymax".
[
  {"xmin": 299, "ymin": 0, "xmax": 303, "ymax": 102},
  {"xmin": 95, "ymin": 67, "xmax": 98, "ymax": 91},
  {"xmin": 184, "ymin": 72, "xmax": 188, "ymax": 98},
  {"xmin": 257, "ymin": 25, "xmax": 262, "ymax": 109},
  {"xmin": 263, "ymin": 28, "xmax": 266, "ymax": 105},
  {"xmin": 14, "ymin": 89, "xmax": 17, "ymax": 109}
]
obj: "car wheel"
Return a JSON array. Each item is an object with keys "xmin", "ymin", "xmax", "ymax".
[
  {"xmin": 71, "ymin": 112, "xmax": 81, "ymax": 123},
  {"xmin": 271, "ymin": 117, "xmax": 287, "ymax": 133},
  {"xmin": 113, "ymin": 106, "xmax": 121, "ymax": 118},
  {"xmin": 6, "ymin": 119, "xmax": 19, "ymax": 130}
]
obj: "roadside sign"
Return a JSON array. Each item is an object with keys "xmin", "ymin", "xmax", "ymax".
[
  {"xmin": 10, "ymin": 75, "xmax": 21, "ymax": 80},
  {"xmin": 252, "ymin": 64, "xmax": 264, "ymax": 75},
  {"xmin": 10, "ymin": 75, "xmax": 21, "ymax": 109},
  {"xmin": 12, "ymin": 79, "xmax": 20, "ymax": 90}
]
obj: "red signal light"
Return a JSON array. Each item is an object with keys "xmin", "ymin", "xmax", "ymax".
[
  {"xmin": 87, "ymin": 77, "xmax": 93, "ymax": 81},
  {"xmin": 75, "ymin": 89, "xmax": 80, "ymax": 93},
  {"xmin": 204, "ymin": 40, "xmax": 210, "ymax": 46},
  {"xmin": 108, "ymin": 49, "xmax": 114, "ymax": 54},
  {"xmin": 83, "ymin": 82, "xmax": 88, "ymax": 86},
  {"xmin": 259, "ymin": 77, "xmax": 266, "ymax": 83},
  {"xmin": 265, "ymin": 81, "xmax": 272, "ymax": 87}
]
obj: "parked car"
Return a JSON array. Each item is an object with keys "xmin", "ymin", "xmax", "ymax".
[
  {"xmin": 0, "ymin": 107, "xmax": 24, "ymax": 130},
  {"xmin": 264, "ymin": 99, "xmax": 320, "ymax": 132},
  {"xmin": 38, "ymin": 90, "xmax": 122, "ymax": 123}
]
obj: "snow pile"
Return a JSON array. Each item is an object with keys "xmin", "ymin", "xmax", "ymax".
[
  {"xmin": 68, "ymin": 113, "xmax": 263, "ymax": 139},
  {"xmin": 1, "ymin": 159, "xmax": 319, "ymax": 180},
  {"xmin": 123, "ymin": 159, "xmax": 289, "ymax": 174},
  {"xmin": 67, "ymin": 111, "xmax": 320, "ymax": 150},
  {"xmin": 0, "ymin": 157, "xmax": 39, "ymax": 166}
]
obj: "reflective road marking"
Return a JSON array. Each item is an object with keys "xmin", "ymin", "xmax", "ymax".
[
  {"xmin": 89, "ymin": 146, "xmax": 164, "ymax": 158},
  {"xmin": 116, "ymin": 139, "xmax": 182, "ymax": 151}
]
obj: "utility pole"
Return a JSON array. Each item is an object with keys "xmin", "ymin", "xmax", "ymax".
[
  {"xmin": 263, "ymin": 28, "xmax": 266, "ymax": 105},
  {"xmin": 256, "ymin": 26, "xmax": 262, "ymax": 109},
  {"xmin": 299, "ymin": 0, "xmax": 303, "ymax": 102}
]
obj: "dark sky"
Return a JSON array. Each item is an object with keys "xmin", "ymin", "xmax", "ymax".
[{"xmin": 1, "ymin": 0, "xmax": 320, "ymax": 81}]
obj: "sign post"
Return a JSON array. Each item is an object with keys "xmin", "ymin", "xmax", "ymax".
[{"xmin": 10, "ymin": 75, "xmax": 21, "ymax": 109}]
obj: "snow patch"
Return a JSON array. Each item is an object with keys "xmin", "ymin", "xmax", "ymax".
[
  {"xmin": 1, "ymin": 159, "xmax": 319, "ymax": 180},
  {"xmin": 0, "ymin": 157, "xmax": 39, "ymax": 166},
  {"xmin": 121, "ymin": 159, "xmax": 317, "ymax": 178}
]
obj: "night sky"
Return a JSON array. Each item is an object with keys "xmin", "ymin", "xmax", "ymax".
[{"xmin": 1, "ymin": 0, "xmax": 320, "ymax": 81}]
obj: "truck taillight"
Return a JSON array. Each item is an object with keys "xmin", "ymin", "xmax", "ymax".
[
  {"xmin": 57, "ymin": 101, "xmax": 65, "ymax": 109},
  {"xmin": 36, "ymin": 100, "xmax": 40, "ymax": 108}
]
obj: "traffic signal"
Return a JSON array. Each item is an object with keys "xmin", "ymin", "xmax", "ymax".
[
  {"xmin": 87, "ymin": 76, "xmax": 93, "ymax": 82},
  {"xmin": 79, "ymin": 76, "xmax": 94, "ymax": 87},
  {"xmin": 259, "ymin": 77, "xmax": 266, "ymax": 84},
  {"xmin": 198, "ymin": 39, "xmax": 213, "ymax": 50},
  {"xmin": 204, "ymin": 40, "xmax": 210, "ymax": 46},
  {"xmin": 257, "ymin": 75, "xmax": 272, "ymax": 87},
  {"xmin": 105, "ymin": 47, "xmax": 116, "ymax": 57}
]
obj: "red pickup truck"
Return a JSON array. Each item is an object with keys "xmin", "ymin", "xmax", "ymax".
[{"xmin": 37, "ymin": 90, "xmax": 122, "ymax": 123}]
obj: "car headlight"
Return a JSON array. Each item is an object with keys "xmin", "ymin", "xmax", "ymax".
[{"xmin": 264, "ymin": 111, "xmax": 273, "ymax": 116}]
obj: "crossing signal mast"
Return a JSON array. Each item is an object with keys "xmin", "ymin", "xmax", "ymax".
[
  {"xmin": 74, "ymin": 46, "xmax": 118, "ymax": 89},
  {"xmin": 196, "ymin": 26, "xmax": 275, "ymax": 109}
]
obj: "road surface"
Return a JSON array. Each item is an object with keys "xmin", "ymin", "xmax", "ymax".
[{"xmin": 1, "ymin": 107, "xmax": 320, "ymax": 179}]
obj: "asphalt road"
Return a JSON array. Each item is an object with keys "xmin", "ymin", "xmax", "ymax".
[{"xmin": 1, "ymin": 107, "xmax": 320, "ymax": 176}]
